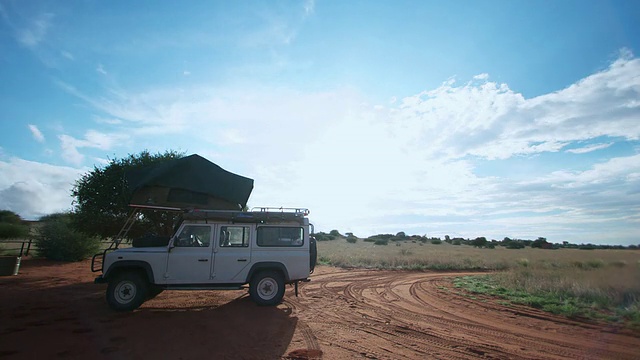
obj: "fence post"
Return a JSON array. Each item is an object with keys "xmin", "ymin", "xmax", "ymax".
[{"xmin": 25, "ymin": 238, "xmax": 33, "ymax": 256}]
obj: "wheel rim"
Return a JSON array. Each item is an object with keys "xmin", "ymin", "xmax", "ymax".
[
  {"xmin": 114, "ymin": 280, "xmax": 137, "ymax": 304},
  {"xmin": 257, "ymin": 277, "xmax": 278, "ymax": 300}
]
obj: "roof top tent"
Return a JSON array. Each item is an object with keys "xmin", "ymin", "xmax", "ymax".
[{"xmin": 125, "ymin": 154, "xmax": 254, "ymax": 210}]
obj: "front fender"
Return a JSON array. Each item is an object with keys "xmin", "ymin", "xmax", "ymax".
[{"xmin": 104, "ymin": 260, "xmax": 155, "ymax": 284}]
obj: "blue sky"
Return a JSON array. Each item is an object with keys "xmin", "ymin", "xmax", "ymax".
[{"xmin": 1, "ymin": 0, "xmax": 639, "ymax": 245}]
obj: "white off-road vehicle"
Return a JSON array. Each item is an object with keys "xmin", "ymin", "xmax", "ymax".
[{"xmin": 92, "ymin": 206, "xmax": 317, "ymax": 311}]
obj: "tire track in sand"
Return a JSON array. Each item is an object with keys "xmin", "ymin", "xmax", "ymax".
[{"xmin": 287, "ymin": 268, "xmax": 640, "ymax": 360}]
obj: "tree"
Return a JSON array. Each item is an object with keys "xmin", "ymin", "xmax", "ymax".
[
  {"xmin": 531, "ymin": 237, "xmax": 550, "ymax": 249},
  {"xmin": 329, "ymin": 229, "xmax": 342, "ymax": 237},
  {"xmin": 71, "ymin": 150, "xmax": 184, "ymax": 239},
  {"xmin": 471, "ymin": 237, "xmax": 488, "ymax": 248}
]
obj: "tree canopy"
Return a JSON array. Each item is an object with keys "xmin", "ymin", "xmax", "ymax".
[{"xmin": 71, "ymin": 150, "xmax": 184, "ymax": 239}]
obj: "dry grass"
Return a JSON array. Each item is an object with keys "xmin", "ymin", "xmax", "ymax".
[{"xmin": 317, "ymin": 239, "xmax": 640, "ymax": 271}]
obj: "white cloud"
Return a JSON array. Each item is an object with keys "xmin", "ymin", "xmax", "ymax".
[
  {"xmin": 183, "ymin": 70, "xmax": 191, "ymax": 76},
  {"xmin": 473, "ymin": 73, "xmax": 489, "ymax": 80},
  {"xmin": 0, "ymin": 158, "xmax": 84, "ymax": 220},
  {"xmin": 96, "ymin": 63, "xmax": 107, "ymax": 75},
  {"xmin": 566, "ymin": 142, "xmax": 614, "ymax": 154},
  {"xmin": 28, "ymin": 124, "xmax": 45, "ymax": 142},
  {"xmin": 384, "ymin": 54, "xmax": 640, "ymax": 161},
  {"xmin": 304, "ymin": 0, "xmax": 315, "ymax": 16},
  {"xmin": 60, "ymin": 50, "xmax": 74, "ymax": 60},
  {"xmin": 58, "ymin": 131, "xmax": 128, "ymax": 165},
  {"xmin": 16, "ymin": 12, "xmax": 54, "ymax": 49},
  {"xmin": 93, "ymin": 116, "xmax": 123, "ymax": 125}
]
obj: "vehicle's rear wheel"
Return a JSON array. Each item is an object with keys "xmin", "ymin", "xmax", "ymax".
[
  {"xmin": 106, "ymin": 271, "xmax": 148, "ymax": 311},
  {"xmin": 250, "ymin": 271, "xmax": 285, "ymax": 306}
]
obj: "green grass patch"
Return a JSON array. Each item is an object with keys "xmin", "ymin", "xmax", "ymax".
[{"xmin": 454, "ymin": 273, "xmax": 640, "ymax": 329}]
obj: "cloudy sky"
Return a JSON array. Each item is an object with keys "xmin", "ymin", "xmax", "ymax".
[{"xmin": 1, "ymin": 1, "xmax": 639, "ymax": 245}]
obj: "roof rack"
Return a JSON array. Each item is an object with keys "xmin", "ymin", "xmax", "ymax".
[
  {"xmin": 251, "ymin": 207, "xmax": 309, "ymax": 216},
  {"xmin": 126, "ymin": 204, "xmax": 309, "ymax": 224},
  {"xmin": 183, "ymin": 206, "xmax": 309, "ymax": 224}
]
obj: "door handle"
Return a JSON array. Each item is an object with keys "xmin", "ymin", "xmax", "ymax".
[
  {"xmin": 198, "ymin": 259, "xmax": 209, "ymax": 262},
  {"xmin": 237, "ymin": 259, "xmax": 247, "ymax": 262}
]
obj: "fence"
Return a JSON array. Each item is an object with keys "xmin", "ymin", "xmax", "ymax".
[{"xmin": 0, "ymin": 239, "xmax": 33, "ymax": 257}]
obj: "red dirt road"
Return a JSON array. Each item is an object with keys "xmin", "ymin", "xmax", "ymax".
[{"xmin": 1, "ymin": 259, "xmax": 638, "ymax": 359}]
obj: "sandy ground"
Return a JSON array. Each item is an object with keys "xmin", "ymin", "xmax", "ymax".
[{"xmin": 1, "ymin": 259, "xmax": 639, "ymax": 359}]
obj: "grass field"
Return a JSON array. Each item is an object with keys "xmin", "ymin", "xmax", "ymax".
[
  {"xmin": 317, "ymin": 238, "xmax": 640, "ymax": 328},
  {"xmin": 316, "ymin": 238, "xmax": 640, "ymax": 271}
]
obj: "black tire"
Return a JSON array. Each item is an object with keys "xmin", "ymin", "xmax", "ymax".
[
  {"xmin": 106, "ymin": 271, "xmax": 148, "ymax": 311},
  {"xmin": 249, "ymin": 270, "xmax": 285, "ymax": 306}
]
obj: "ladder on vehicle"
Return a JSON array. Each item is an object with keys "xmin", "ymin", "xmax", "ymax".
[{"xmin": 91, "ymin": 205, "xmax": 184, "ymax": 272}]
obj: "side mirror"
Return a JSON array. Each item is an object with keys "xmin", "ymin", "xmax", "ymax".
[{"xmin": 168, "ymin": 237, "xmax": 176, "ymax": 252}]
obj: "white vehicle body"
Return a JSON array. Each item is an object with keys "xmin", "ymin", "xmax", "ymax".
[{"xmin": 93, "ymin": 208, "xmax": 316, "ymax": 311}]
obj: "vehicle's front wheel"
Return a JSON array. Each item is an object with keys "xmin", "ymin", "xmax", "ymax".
[
  {"xmin": 106, "ymin": 272, "xmax": 148, "ymax": 311},
  {"xmin": 250, "ymin": 271, "xmax": 285, "ymax": 306}
]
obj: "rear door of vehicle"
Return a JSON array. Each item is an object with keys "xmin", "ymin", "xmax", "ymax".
[{"xmin": 212, "ymin": 224, "xmax": 253, "ymax": 283}]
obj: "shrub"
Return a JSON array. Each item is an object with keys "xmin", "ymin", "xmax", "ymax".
[
  {"xmin": 346, "ymin": 236, "xmax": 357, "ymax": 244},
  {"xmin": 585, "ymin": 259, "xmax": 605, "ymax": 269},
  {"xmin": 506, "ymin": 241, "xmax": 525, "ymax": 249},
  {"xmin": 373, "ymin": 239, "xmax": 388, "ymax": 245},
  {"xmin": 452, "ymin": 239, "xmax": 462, "ymax": 246},
  {"xmin": 0, "ymin": 223, "xmax": 29, "ymax": 239},
  {"xmin": 516, "ymin": 258, "xmax": 530, "ymax": 267},
  {"xmin": 36, "ymin": 213, "xmax": 101, "ymax": 261},
  {"xmin": 399, "ymin": 249, "xmax": 413, "ymax": 256},
  {"xmin": 431, "ymin": 239, "xmax": 442, "ymax": 245},
  {"xmin": 0, "ymin": 210, "xmax": 23, "ymax": 224}
]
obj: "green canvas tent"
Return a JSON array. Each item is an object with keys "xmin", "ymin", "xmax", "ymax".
[{"xmin": 125, "ymin": 154, "xmax": 254, "ymax": 210}]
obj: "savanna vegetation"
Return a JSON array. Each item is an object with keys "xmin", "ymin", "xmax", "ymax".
[{"xmin": 316, "ymin": 233, "xmax": 640, "ymax": 328}]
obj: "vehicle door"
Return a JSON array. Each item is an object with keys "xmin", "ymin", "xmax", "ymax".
[
  {"xmin": 212, "ymin": 224, "xmax": 253, "ymax": 283},
  {"xmin": 164, "ymin": 224, "xmax": 214, "ymax": 284}
]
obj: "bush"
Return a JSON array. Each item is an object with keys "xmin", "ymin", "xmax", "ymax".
[
  {"xmin": 346, "ymin": 236, "xmax": 357, "ymax": 244},
  {"xmin": 431, "ymin": 239, "xmax": 442, "ymax": 245},
  {"xmin": 373, "ymin": 239, "xmax": 389, "ymax": 245},
  {"xmin": 452, "ymin": 239, "xmax": 462, "ymax": 246},
  {"xmin": 0, "ymin": 223, "xmax": 29, "ymax": 239},
  {"xmin": 506, "ymin": 241, "xmax": 525, "ymax": 249},
  {"xmin": 36, "ymin": 213, "xmax": 101, "ymax": 261},
  {"xmin": 0, "ymin": 210, "xmax": 23, "ymax": 224}
]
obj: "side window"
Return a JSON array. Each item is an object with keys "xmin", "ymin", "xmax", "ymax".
[
  {"xmin": 257, "ymin": 227, "xmax": 303, "ymax": 247},
  {"xmin": 220, "ymin": 226, "xmax": 250, "ymax": 247},
  {"xmin": 175, "ymin": 225, "xmax": 211, "ymax": 247}
]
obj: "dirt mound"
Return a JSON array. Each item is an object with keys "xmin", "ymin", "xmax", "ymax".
[{"xmin": 1, "ymin": 260, "xmax": 638, "ymax": 359}]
